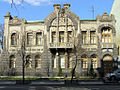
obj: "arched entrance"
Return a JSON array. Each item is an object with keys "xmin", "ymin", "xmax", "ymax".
[{"xmin": 102, "ymin": 55, "xmax": 113, "ymax": 75}]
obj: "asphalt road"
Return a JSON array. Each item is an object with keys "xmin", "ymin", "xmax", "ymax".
[{"xmin": 0, "ymin": 85, "xmax": 120, "ymax": 90}]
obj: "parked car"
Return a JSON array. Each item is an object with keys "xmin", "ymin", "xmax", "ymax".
[{"xmin": 103, "ymin": 69, "xmax": 120, "ymax": 83}]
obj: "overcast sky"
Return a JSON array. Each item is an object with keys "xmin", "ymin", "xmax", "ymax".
[{"xmin": 0, "ymin": 0, "xmax": 114, "ymax": 23}]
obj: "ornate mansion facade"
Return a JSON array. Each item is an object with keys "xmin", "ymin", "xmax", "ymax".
[{"xmin": 0, "ymin": 4, "xmax": 118, "ymax": 77}]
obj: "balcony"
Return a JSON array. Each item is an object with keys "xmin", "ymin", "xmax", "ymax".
[
  {"xmin": 49, "ymin": 42, "xmax": 74, "ymax": 49},
  {"xmin": 101, "ymin": 43, "xmax": 114, "ymax": 48}
]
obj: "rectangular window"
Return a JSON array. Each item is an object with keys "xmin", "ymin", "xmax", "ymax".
[
  {"xmin": 82, "ymin": 31, "xmax": 87, "ymax": 44},
  {"xmin": 60, "ymin": 55, "xmax": 65, "ymax": 68},
  {"xmin": 59, "ymin": 31, "xmax": 64, "ymax": 43},
  {"xmin": 68, "ymin": 31, "xmax": 72, "ymax": 42},
  {"xmin": 27, "ymin": 33, "xmax": 33, "ymax": 45},
  {"xmin": 52, "ymin": 32, "xmax": 56, "ymax": 43},
  {"xmin": 36, "ymin": 32, "xmax": 42, "ymax": 45},
  {"xmin": 90, "ymin": 31, "xmax": 96, "ymax": 44}
]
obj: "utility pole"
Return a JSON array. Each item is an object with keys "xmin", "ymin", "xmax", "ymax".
[{"xmin": 89, "ymin": 5, "xmax": 95, "ymax": 19}]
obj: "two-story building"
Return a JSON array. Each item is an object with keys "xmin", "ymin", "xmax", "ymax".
[{"xmin": 0, "ymin": 4, "xmax": 118, "ymax": 77}]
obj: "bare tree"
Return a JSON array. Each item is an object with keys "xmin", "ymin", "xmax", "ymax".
[
  {"xmin": 18, "ymin": 34, "xmax": 26, "ymax": 84},
  {"xmin": 71, "ymin": 45, "xmax": 78, "ymax": 83},
  {"xmin": 0, "ymin": 24, "xmax": 4, "ymax": 49}
]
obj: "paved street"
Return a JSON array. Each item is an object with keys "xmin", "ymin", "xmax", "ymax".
[
  {"xmin": 0, "ymin": 85, "xmax": 120, "ymax": 90},
  {"xmin": 0, "ymin": 80, "xmax": 120, "ymax": 90}
]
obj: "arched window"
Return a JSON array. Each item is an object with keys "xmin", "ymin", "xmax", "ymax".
[
  {"xmin": 11, "ymin": 33, "xmax": 17, "ymax": 45},
  {"xmin": 35, "ymin": 55, "xmax": 41, "ymax": 68},
  {"xmin": 26, "ymin": 55, "xmax": 32, "ymax": 68},
  {"xmin": 36, "ymin": 32, "xmax": 42, "ymax": 45},
  {"xmin": 91, "ymin": 54, "xmax": 97, "ymax": 68},
  {"xmin": 10, "ymin": 55, "xmax": 15, "ymax": 68},
  {"xmin": 81, "ymin": 54, "xmax": 88, "ymax": 68},
  {"xmin": 102, "ymin": 28, "xmax": 112, "ymax": 43}
]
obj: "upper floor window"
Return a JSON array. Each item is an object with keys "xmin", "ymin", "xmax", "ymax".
[
  {"xmin": 59, "ymin": 31, "xmax": 64, "ymax": 43},
  {"xmin": 11, "ymin": 33, "xmax": 17, "ymax": 45},
  {"xmin": 68, "ymin": 31, "xmax": 72, "ymax": 42},
  {"xmin": 9, "ymin": 55, "xmax": 15, "ymax": 68},
  {"xmin": 82, "ymin": 31, "xmax": 87, "ymax": 44},
  {"xmin": 36, "ymin": 32, "xmax": 42, "ymax": 45},
  {"xmin": 52, "ymin": 32, "xmax": 56, "ymax": 43},
  {"xmin": 102, "ymin": 28, "xmax": 112, "ymax": 43},
  {"xmin": 27, "ymin": 33, "xmax": 33, "ymax": 45},
  {"xmin": 90, "ymin": 31, "xmax": 96, "ymax": 44}
]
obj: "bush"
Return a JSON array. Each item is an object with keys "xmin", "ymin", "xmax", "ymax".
[
  {"xmin": 89, "ymin": 63, "xmax": 95, "ymax": 78},
  {"xmin": 57, "ymin": 67, "xmax": 62, "ymax": 76}
]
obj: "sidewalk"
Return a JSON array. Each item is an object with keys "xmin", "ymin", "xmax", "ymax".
[{"xmin": 0, "ymin": 80, "xmax": 119, "ymax": 86}]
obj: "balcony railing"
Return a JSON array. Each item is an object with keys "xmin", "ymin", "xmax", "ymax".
[
  {"xmin": 49, "ymin": 42, "xmax": 74, "ymax": 49},
  {"xmin": 101, "ymin": 43, "xmax": 114, "ymax": 48}
]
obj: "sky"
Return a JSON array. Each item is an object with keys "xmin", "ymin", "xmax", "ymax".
[{"xmin": 0, "ymin": 0, "xmax": 114, "ymax": 23}]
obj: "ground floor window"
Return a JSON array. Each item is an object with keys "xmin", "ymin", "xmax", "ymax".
[
  {"xmin": 26, "ymin": 55, "xmax": 32, "ymax": 68},
  {"xmin": 10, "ymin": 55, "xmax": 15, "ymax": 68},
  {"xmin": 52, "ymin": 54, "xmax": 56, "ymax": 68},
  {"xmin": 81, "ymin": 55, "xmax": 88, "ymax": 68},
  {"xmin": 60, "ymin": 55, "xmax": 65, "ymax": 68},
  {"xmin": 91, "ymin": 54, "xmax": 97, "ymax": 68},
  {"xmin": 35, "ymin": 55, "xmax": 41, "ymax": 68},
  {"xmin": 68, "ymin": 54, "xmax": 72, "ymax": 68}
]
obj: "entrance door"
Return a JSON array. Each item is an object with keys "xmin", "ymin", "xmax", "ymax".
[
  {"xmin": 103, "ymin": 61, "xmax": 113, "ymax": 75},
  {"xmin": 103, "ymin": 55, "xmax": 113, "ymax": 75}
]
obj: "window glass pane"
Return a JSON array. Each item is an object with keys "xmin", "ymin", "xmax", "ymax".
[
  {"xmin": 59, "ymin": 31, "xmax": 64, "ymax": 43},
  {"xmin": 90, "ymin": 31, "xmax": 96, "ymax": 44},
  {"xmin": 11, "ymin": 33, "xmax": 17, "ymax": 45},
  {"xmin": 105, "ymin": 35, "xmax": 107, "ymax": 43},
  {"xmin": 52, "ymin": 55, "xmax": 56, "ymax": 68},
  {"xmin": 36, "ymin": 32, "xmax": 42, "ymax": 45},
  {"xmin": 27, "ymin": 33, "xmax": 33, "ymax": 45},
  {"xmin": 52, "ymin": 32, "xmax": 56, "ymax": 43},
  {"xmin": 60, "ymin": 55, "xmax": 65, "ymax": 68},
  {"xmin": 82, "ymin": 31, "xmax": 86, "ymax": 44},
  {"xmin": 10, "ymin": 56, "xmax": 15, "ymax": 68}
]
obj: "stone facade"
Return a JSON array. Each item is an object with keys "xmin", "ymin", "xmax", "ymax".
[{"xmin": 0, "ymin": 4, "xmax": 118, "ymax": 77}]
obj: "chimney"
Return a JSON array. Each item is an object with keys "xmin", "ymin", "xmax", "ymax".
[
  {"xmin": 63, "ymin": 4, "xmax": 71, "ymax": 10},
  {"xmin": 53, "ymin": 4, "xmax": 61, "ymax": 11}
]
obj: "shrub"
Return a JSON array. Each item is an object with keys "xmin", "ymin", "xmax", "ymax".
[
  {"xmin": 57, "ymin": 67, "xmax": 62, "ymax": 76},
  {"xmin": 89, "ymin": 63, "xmax": 95, "ymax": 78}
]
